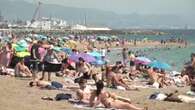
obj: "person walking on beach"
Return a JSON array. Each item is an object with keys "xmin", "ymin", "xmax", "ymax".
[
  {"xmin": 40, "ymin": 48, "xmax": 60, "ymax": 81},
  {"xmin": 0, "ymin": 42, "xmax": 13, "ymax": 67},
  {"xmin": 30, "ymin": 40, "xmax": 43, "ymax": 79},
  {"xmin": 122, "ymin": 48, "xmax": 128, "ymax": 66}
]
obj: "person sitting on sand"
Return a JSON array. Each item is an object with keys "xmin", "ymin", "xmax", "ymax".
[
  {"xmin": 106, "ymin": 65, "xmax": 135, "ymax": 90},
  {"xmin": 146, "ymin": 67, "xmax": 161, "ymax": 88},
  {"xmin": 89, "ymin": 80, "xmax": 143, "ymax": 110},
  {"xmin": 15, "ymin": 58, "xmax": 32, "ymax": 77},
  {"xmin": 75, "ymin": 57, "xmax": 92, "ymax": 80},
  {"xmin": 76, "ymin": 78, "xmax": 93, "ymax": 104},
  {"xmin": 61, "ymin": 58, "xmax": 76, "ymax": 77}
]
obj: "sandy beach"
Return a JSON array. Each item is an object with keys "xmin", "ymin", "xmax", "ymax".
[{"xmin": 0, "ymin": 75, "xmax": 195, "ymax": 110}]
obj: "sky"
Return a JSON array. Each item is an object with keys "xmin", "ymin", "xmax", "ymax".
[{"xmin": 22, "ymin": 0, "xmax": 194, "ymax": 16}]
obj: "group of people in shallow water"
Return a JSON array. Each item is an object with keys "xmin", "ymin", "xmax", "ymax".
[{"xmin": 0, "ymin": 32, "xmax": 195, "ymax": 109}]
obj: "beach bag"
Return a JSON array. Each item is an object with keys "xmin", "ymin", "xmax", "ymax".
[{"xmin": 55, "ymin": 93, "xmax": 72, "ymax": 101}]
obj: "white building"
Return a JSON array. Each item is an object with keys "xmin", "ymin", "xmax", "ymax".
[
  {"xmin": 51, "ymin": 18, "xmax": 67, "ymax": 29},
  {"xmin": 27, "ymin": 17, "xmax": 67, "ymax": 30},
  {"xmin": 71, "ymin": 24, "xmax": 87, "ymax": 30},
  {"xmin": 71, "ymin": 24, "xmax": 111, "ymax": 31},
  {"xmin": 27, "ymin": 17, "xmax": 51, "ymax": 30}
]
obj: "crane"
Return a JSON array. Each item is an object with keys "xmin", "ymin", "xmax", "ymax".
[{"xmin": 31, "ymin": 1, "xmax": 42, "ymax": 24}]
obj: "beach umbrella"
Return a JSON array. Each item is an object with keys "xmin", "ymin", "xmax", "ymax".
[
  {"xmin": 25, "ymin": 37, "xmax": 32, "ymax": 42},
  {"xmin": 63, "ymin": 36, "xmax": 70, "ymax": 40},
  {"xmin": 68, "ymin": 35, "xmax": 75, "ymax": 39},
  {"xmin": 148, "ymin": 60, "xmax": 171, "ymax": 70},
  {"xmin": 97, "ymin": 36, "xmax": 109, "ymax": 40},
  {"xmin": 88, "ymin": 51, "xmax": 102, "ymax": 59},
  {"xmin": 111, "ymin": 35, "xmax": 118, "ymax": 39},
  {"xmin": 62, "ymin": 48, "xmax": 72, "ymax": 55},
  {"xmin": 53, "ymin": 47, "xmax": 62, "ymax": 52},
  {"xmin": 91, "ymin": 59, "xmax": 105, "ymax": 66},
  {"xmin": 135, "ymin": 57, "xmax": 151, "ymax": 65},
  {"xmin": 15, "ymin": 52, "xmax": 30, "ymax": 58},
  {"xmin": 34, "ymin": 34, "xmax": 47, "ymax": 40},
  {"xmin": 17, "ymin": 40, "xmax": 28, "ymax": 48},
  {"xmin": 66, "ymin": 40, "xmax": 77, "ymax": 48},
  {"xmin": 69, "ymin": 53, "xmax": 96, "ymax": 63}
]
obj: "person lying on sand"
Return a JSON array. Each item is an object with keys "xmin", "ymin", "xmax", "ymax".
[
  {"xmin": 89, "ymin": 80, "xmax": 144, "ymax": 110},
  {"xmin": 150, "ymin": 89, "xmax": 195, "ymax": 103},
  {"xmin": 29, "ymin": 79, "xmax": 64, "ymax": 90},
  {"xmin": 0, "ymin": 65, "xmax": 15, "ymax": 76}
]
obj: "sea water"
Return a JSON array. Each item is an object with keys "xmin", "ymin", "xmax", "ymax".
[{"xmin": 107, "ymin": 30, "xmax": 195, "ymax": 72}]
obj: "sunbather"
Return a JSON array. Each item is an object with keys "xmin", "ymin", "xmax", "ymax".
[
  {"xmin": 76, "ymin": 78, "xmax": 93, "ymax": 104},
  {"xmin": 29, "ymin": 79, "xmax": 63, "ymax": 90},
  {"xmin": 89, "ymin": 80, "xmax": 143, "ymax": 110},
  {"xmin": 106, "ymin": 65, "xmax": 136, "ymax": 90},
  {"xmin": 15, "ymin": 58, "xmax": 32, "ymax": 77}
]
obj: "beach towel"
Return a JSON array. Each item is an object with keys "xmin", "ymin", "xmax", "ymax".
[
  {"xmin": 70, "ymin": 99, "xmax": 119, "ymax": 110},
  {"xmin": 178, "ymin": 95, "xmax": 195, "ymax": 103},
  {"xmin": 152, "ymin": 82, "xmax": 160, "ymax": 89},
  {"xmin": 116, "ymin": 86, "xmax": 126, "ymax": 90},
  {"xmin": 149, "ymin": 92, "xmax": 167, "ymax": 101},
  {"xmin": 186, "ymin": 91, "xmax": 195, "ymax": 96}
]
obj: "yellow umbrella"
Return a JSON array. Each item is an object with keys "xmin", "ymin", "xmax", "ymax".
[
  {"xmin": 16, "ymin": 52, "xmax": 30, "ymax": 58},
  {"xmin": 66, "ymin": 40, "xmax": 77, "ymax": 49}
]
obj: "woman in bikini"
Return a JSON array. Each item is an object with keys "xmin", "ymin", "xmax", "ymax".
[{"xmin": 89, "ymin": 80, "xmax": 143, "ymax": 110}]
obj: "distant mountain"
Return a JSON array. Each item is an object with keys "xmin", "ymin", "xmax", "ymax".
[{"xmin": 0, "ymin": 0, "xmax": 192, "ymax": 29}]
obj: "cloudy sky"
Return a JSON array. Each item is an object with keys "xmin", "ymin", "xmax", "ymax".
[{"xmin": 22, "ymin": 0, "xmax": 194, "ymax": 16}]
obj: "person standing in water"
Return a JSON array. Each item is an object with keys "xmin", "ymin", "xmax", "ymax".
[{"xmin": 122, "ymin": 48, "xmax": 128, "ymax": 66}]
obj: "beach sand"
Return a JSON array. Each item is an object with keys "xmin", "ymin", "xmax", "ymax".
[
  {"xmin": 75, "ymin": 40, "xmax": 185, "ymax": 51},
  {"xmin": 0, "ymin": 75, "xmax": 195, "ymax": 110}
]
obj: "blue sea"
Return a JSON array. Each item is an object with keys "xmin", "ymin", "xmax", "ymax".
[{"xmin": 107, "ymin": 30, "xmax": 195, "ymax": 72}]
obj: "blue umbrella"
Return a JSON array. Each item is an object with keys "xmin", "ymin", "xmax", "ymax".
[
  {"xmin": 91, "ymin": 59, "xmax": 105, "ymax": 66},
  {"xmin": 35, "ymin": 34, "xmax": 47, "ymax": 40},
  {"xmin": 88, "ymin": 51, "xmax": 102, "ymax": 59},
  {"xmin": 62, "ymin": 48, "xmax": 72, "ymax": 54},
  {"xmin": 148, "ymin": 60, "xmax": 171, "ymax": 70},
  {"xmin": 17, "ymin": 40, "xmax": 28, "ymax": 48}
]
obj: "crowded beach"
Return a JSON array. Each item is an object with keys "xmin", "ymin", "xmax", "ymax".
[{"xmin": 0, "ymin": 30, "xmax": 195, "ymax": 110}]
